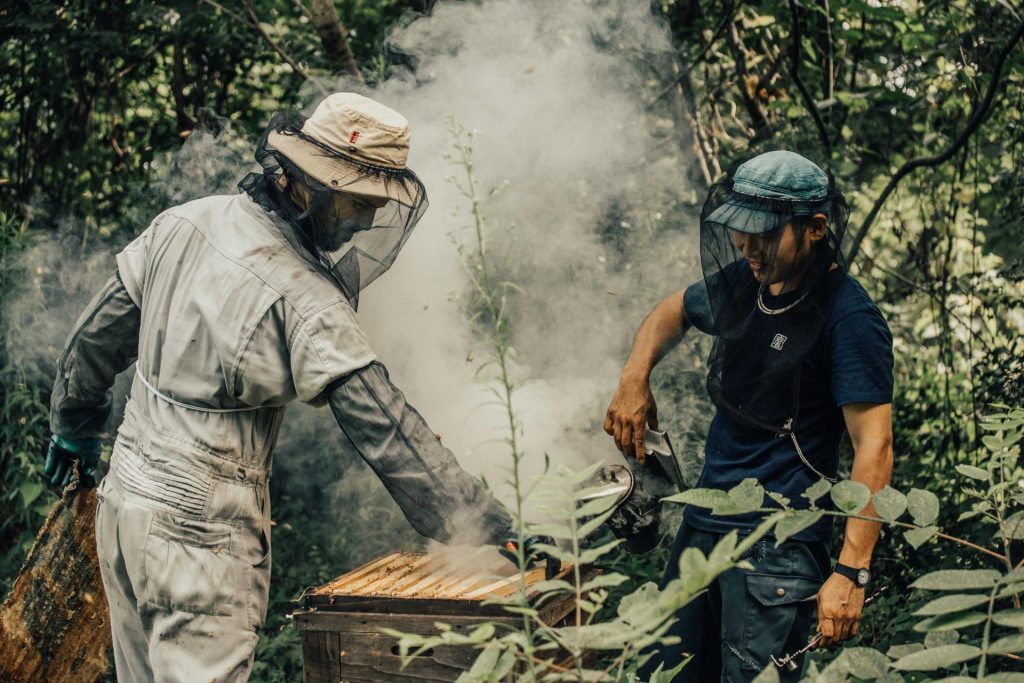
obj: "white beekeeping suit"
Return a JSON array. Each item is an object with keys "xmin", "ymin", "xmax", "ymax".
[{"xmin": 49, "ymin": 93, "xmax": 513, "ymax": 683}]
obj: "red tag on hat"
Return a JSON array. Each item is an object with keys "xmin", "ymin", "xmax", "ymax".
[{"xmin": 349, "ymin": 131, "xmax": 360, "ymax": 144}]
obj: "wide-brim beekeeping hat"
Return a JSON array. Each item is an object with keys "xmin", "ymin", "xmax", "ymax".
[{"xmin": 268, "ymin": 92, "xmax": 419, "ymax": 206}]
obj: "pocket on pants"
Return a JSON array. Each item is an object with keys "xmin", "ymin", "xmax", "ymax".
[
  {"xmin": 142, "ymin": 513, "xmax": 239, "ymax": 617},
  {"xmin": 248, "ymin": 522, "xmax": 272, "ymax": 630},
  {"xmin": 725, "ymin": 572, "xmax": 821, "ymax": 674}
]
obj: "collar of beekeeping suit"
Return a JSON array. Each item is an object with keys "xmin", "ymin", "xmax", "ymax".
[{"xmin": 239, "ymin": 92, "xmax": 429, "ymax": 309}]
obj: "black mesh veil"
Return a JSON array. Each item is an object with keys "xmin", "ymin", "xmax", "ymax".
[
  {"xmin": 239, "ymin": 111, "xmax": 428, "ymax": 309},
  {"xmin": 698, "ymin": 175, "xmax": 848, "ymax": 447}
]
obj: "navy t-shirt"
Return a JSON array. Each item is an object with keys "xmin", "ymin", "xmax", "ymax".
[{"xmin": 682, "ymin": 270, "xmax": 893, "ymax": 543}]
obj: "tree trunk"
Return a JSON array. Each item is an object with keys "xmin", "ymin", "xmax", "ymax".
[
  {"xmin": 306, "ymin": 0, "xmax": 363, "ymax": 83},
  {"xmin": 0, "ymin": 483, "xmax": 111, "ymax": 682},
  {"xmin": 172, "ymin": 39, "xmax": 197, "ymax": 135}
]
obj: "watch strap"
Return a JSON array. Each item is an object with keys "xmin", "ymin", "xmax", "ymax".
[{"xmin": 833, "ymin": 562, "xmax": 868, "ymax": 586}]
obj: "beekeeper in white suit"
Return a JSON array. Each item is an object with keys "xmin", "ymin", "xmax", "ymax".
[{"xmin": 45, "ymin": 93, "xmax": 542, "ymax": 682}]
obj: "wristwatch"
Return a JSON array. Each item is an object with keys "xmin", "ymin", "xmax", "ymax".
[{"xmin": 833, "ymin": 562, "xmax": 870, "ymax": 587}]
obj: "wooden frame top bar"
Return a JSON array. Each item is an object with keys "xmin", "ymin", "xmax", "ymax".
[{"xmin": 300, "ymin": 551, "xmax": 572, "ymax": 616}]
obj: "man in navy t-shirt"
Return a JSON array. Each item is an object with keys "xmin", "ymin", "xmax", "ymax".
[{"xmin": 605, "ymin": 151, "xmax": 894, "ymax": 681}]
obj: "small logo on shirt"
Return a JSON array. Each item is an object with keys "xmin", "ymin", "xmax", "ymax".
[
  {"xmin": 770, "ymin": 333, "xmax": 788, "ymax": 351},
  {"xmin": 349, "ymin": 131, "xmax": 360, "ymax": 143}
]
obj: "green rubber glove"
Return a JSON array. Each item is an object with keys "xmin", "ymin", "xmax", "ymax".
[
  {"xmin": 497, "ymin": 532, "xmax": 560, "ymax": 579},
  {"xmin": 43, "ymin": 435, "xmax": 101, "ymax": 491}
]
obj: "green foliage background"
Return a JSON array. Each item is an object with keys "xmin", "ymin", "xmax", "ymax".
[{"xmin": 2, "ymin": 0, "xmax": 1022, "ymax": 680}]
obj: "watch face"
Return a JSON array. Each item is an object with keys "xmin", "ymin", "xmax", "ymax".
[{"xmin": 857, "ymin": 568, "xmax": 870, "ymax": 586}]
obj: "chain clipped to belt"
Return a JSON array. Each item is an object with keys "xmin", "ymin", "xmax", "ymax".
[{"xmin": 770, "ymin": 585, "xmax": 888, "ymax": 672}]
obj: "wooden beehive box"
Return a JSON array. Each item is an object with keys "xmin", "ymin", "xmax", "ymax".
[{"xmin": 291, "ymin": 551, "xmax": 596, "ymax": 682}]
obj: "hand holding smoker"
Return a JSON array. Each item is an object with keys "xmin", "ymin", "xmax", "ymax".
[{"xmin": 576, "ymin": 429, "xmax": 686, "ymax": 554}]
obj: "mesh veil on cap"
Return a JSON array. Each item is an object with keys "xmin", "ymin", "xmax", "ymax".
[
  {"xmin": 239, "ymin": 93, "xmax": 428, "ymax": 310},
  {"xmin": 698, "ymin": 151, "xmax": 848, "ymax": 444}
]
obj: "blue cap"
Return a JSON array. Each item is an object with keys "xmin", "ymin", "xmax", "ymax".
[{"xmin": 705, "ymin": 151, "xmax": 830, "ymax": 234}]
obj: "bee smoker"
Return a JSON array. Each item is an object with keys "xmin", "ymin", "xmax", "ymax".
[{"xmin": 577, "ymin": 464, "xmax": 661, "ymax": 554}]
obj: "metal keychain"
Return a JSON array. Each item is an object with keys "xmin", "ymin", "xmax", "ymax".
[{"xmin": 770, "ymin": 585, "xmax": 888, "ymax": 671}]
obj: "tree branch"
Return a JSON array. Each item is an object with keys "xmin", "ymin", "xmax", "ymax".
[
  {"xmin": 676, "ymin": 75, "xmax": 721, "ymax": 186},
  {"xmin": 861, "ymin": 246, "xmax": 997, "ymax": 354},
  {"xmin": 199, "ymin": 0, "xmax": 329, "ymax": 96},
  {"xmin": 650, "ymin": 1, "xmax": 740, "ymax": 106},
  {"xmin": 688, "ymin": 1, "xmax": 736, "ymax": 68},
  {"xmin": 727, "ymin": 21, "xmax": 771, "ymax": 137},
  {"xmin": 305, "ymin": 0, "xmax": 364, "ymax": 83},
  {"xmin": 171, "ymin": 39, "xmax": 197, "ymax": 134},
  {"xmin": 846, "ymin": 16, "xmax": 1024, "ymax": 263},
  {"xmin": 788, "ymin": 0, "xmax": 832, "ymax": 158},
  {"xmin": 815, "ymin": 0, "xmax": 834, "ymax": 101},
  {"xmin": 754, "ymin": 48, "xmax": 785, "ymax": 95}
]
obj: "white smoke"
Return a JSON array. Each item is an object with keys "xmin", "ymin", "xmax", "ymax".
[
  {"xmin": 3, "ymin": 0, "xmax": 711, "ymax": 565},
  {"xmin": 353, "ymin": 0, "xmax": 700, "ymax": 511}
]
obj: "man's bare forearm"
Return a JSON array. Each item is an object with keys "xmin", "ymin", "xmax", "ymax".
[
  {"xmin": 621, "ymin": 290, "xmax": 689, "ymax": 381},
  {"xmin": 606, "ymin": 290, "xmax": 691, "ymax": 459},
  {"xmin": 838, "ymin": 403, "xmax": 894, "ymax": 568}
]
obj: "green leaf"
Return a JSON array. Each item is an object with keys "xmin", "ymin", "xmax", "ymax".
[
  {"xmin": 711, "ymin": 478, "xmax": 764, "ymax": 516},
  {"xmin": 993, "ymin": 608, "xmax": 1024, "ymax": 627},
  {"xmin": 773, "ymin": 510, "xmax": 824, "ymax": 545},
  {"xmin": 907, "ymin": 489, "xmax": 940, "ymax": 526},
  {"xmin": 837, "ymin": 647, "xmax": 890, "ymax": 678},
  {"xmin": 575, "ymin": 494, "xmax": 620, "ymax": 519},
  {"xmin": 744, "ymin": 14, "xmax": 776, "ymax": 29},
  {"xmin": 998, "ymin": 581, "xmax": 1024, "ymax": 600},
  {"xmin": 1001, "ymin": 511, "xmax": 1024, "ymax": 540},
  {"xmin": 982, "ymin": 673, "xmax": 1024, "ymax": 682},
  {"xmin": 911, "ymin": 569, "xmax": 1002, "ymax": 591},
  {"xmin": 873, "ymin": 486, "xmax": 908, "ymax": 522},
  {"xmin": 913, "ymin": 594, "xmax": 990, "ymax": 616},
  {"xmin": 576, "ymin": 539, "xmax": 623, "ymax": 565},
  {"xmin": 802, "ymin": 478, "xmax": 832, "ymax": 505},
  {"xmin": 616, "ymin": 581, "xmax": 663, "ymax": 621},
  {"xmin": 570, "ymin": 461, "xmax": 606, "ymax": 486},
  {"xmin": 924, "ymin": 629, "xmax": 960, "ymax": 647},
  {"xmin": 20, "ymin": 482, "xmax": 43, "ymax": 507},
  {"xmin": 891, "ymin": 643, "xmax": 981, "ymax": 671},
  {"xmin": 887, "ymin": 643, "xmax": 924, "ymax": 659},
  {"xmin": 465, "ymin": 644, "xmax": 502, "ymax": 677},
  {"xmin": 830, "ymin": 480, "xmax": 871, "ymax": 514},
  {"xmin": 663, "ymin": 488, "xmax": 727, "ymax": 508},
  {"xmin": 955, "ymin": 464, "xmax": 990, "ymax": 481},
  {"xmin": 578, "ymin": 507, "xmax": 618, "ymax": 538},
  {"xmin": 982, "ymin": 434, "xmax": 1005, "ymax": 450},
  {"xmin": 528, "ymin": 579, "xmax": 574, "ymax": 595},
  {"xmin": 581, "ymin": 573, "xmax": 630, "ymax": 593},
  {"xmin": 987, "ymin": 634, "xmax": 1024, "ymax": 655},
  {"xmin": 913, "ymin": 611, "xmax": 986, "ymax": 632},
  {"xmin": 529, "ymin": 522, "xmax": 573, "ymax": 539},
  {"xmin": 1004, "ymin": 568, "xmax": 1024, "ymax": 584},
  {"xmin": 491, "ymin": 647, "xmax": 517, "ymax": 679},
  {"xmin": 470, "ymin": 623, "xmax": 497, "ymax": 643}
]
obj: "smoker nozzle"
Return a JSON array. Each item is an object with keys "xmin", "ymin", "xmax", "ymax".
[{"xmin": 578, "ymin": 464, "xmax": 661, "ymax": 554}]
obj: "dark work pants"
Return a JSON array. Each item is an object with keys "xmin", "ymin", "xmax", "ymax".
[{"xmin": 642, "ymin": 521, "xmax": 830, "ymax": 683}]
